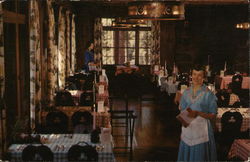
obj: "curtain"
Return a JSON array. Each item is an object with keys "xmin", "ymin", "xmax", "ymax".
[
  {"xmin": 46, "ymin": 0, "xmax": 57, "ymax": 106},
  {"xmin": 94, "ymin": 18, "xmax": 102, "ymax": 66},
  {"xmin": 151, "ymin": 21, "xmax": 161, "ymax": 66},
  {"xmin": 58, "ymin": 7, "xmax": 66, "ymax": 89},
  {"xmin": 0, "ymin": 3, "xmax": 4, "ymax": 98},
  {"xmin": 71, "ymin": 14, "xmax": 76, "ymax": 73},
  {"xmin": 66, "ymin": 10, "xmax": 71, "ymax": 76},
  {"xmin": 29, "ymin": 0, "xmax": 41, "ymax": 131},
  {"xmin": 0, "ymin": 2, "xmax": 6, "ymax": 157}
]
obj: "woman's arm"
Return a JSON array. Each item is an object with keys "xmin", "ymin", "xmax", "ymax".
[
  {"xmin": 187, "ymin": 109, "xmax": 216, "ymax": 120},
  {"xmin": 196, "ymin": 111, "xmax": 216, "ymax": 120}
]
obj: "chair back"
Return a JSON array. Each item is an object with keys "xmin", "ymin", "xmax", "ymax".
[
  {"xmin": 22, "ymin": 145, "xmax": 53, "ymax": 161},
  {"xmin": 221, "ymin": 111, "xmax": 243, "ymax": 142},
  {"xmin": 231, "ymin": 74, "xmax": 243, "ymax": 95},
  {"xmin": 79, "ymin": 92, "xmax": 93, "ymax": 106},
  {"xmin": 68, "ymin": 141, "xmax": 98, "ymax": 161},
  {"xmin": 22, "ymin": 145, "xmax": 37, "ymax": 161},
  {"xmin": 46, "ymin": 111, "xmax": 68, "ymax": 133},
  {"xmin": 55, "ymin": 91, "xmax": 75, "ymax": 106},
  {"xmin": 36, "ymin": 145, "xmax": 53, "ymax": 161},
  {"xmin": 71, "ymin": 111, "xmax": 93, "ymax": 133},
  {"xmin": 232, "ymin": 74, "xmax": 243, "ymax": 84}
]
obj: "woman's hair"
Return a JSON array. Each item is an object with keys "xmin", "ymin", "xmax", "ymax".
[
  {"xmin": 191, "ymin": 64, "xmax": 207, "ymax": 78},
  {"xmin": 85, "ymin": 41, "xmax": 93, "ymax": 50}
]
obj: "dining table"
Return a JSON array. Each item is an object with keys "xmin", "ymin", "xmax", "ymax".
[
  {"xmin": 228, "ymin": 139, "xmax": 250, "ymax": 161},
  {"xmin": 115, "ymin": 65, "xmax": 139, "ymax": 75},
  {"xmin": 8, "ymin": 134, "xmax": 115, "ymax": 162},
  {"xmin": 220, "ymin": 76, "xmax": 250, "ymax": 89}
]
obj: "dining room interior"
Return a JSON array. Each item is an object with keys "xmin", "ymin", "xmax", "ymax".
[{"xmin": 0, "ymin": 0, "xmax": 249, "ymax": 161}]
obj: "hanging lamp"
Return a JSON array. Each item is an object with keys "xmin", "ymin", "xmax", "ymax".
[{"xmin": 128, "ymin": 1, "xmax": 185, "ymax": 21}]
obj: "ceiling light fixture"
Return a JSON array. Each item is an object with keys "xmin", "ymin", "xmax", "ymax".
[
  {"xmin": 128, "ymin": 1, "xmax": 185, "ymax": 21},
  {"xmin": 236, "ymin": 22, "xmax": 250, "ymax": 30},
  {"xmin": 111, "ymin": 17, "xmax": 148, "ymax": 29}
]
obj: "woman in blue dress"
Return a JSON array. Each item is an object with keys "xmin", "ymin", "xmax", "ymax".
[
  {"xmin": 177, "ymin": 64, "xmax": 217, "ymax": 161},
  {"xmin": 84, "ymin": 41, "xmax": 94, "ymax": 72}
]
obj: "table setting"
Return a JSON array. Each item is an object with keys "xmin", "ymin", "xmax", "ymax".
[{"xmin": 8, "ymin": 134, "xmax": 115, "ymax": 162}]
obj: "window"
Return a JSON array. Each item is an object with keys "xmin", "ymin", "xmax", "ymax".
[
  {"xmin": 102, "ymin": 18, "xmax": 152, "ymax": 65},
  {"xmin": 139, "ymin": 31, "xmax": 151, "ymax": 65},
  {"xmin": 102, "ymin": 30, "xmax": 115, "ymax": 64}
]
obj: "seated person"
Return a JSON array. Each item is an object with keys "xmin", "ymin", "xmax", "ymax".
[
  {"xmin": 231, "ymin": 74, "xmax": 243, "ymax": 97},
  {"xmin": 227, "ymin": 85, "xmax": 241, "ymax": 107},
  {"xmin": 216, "ymin": 89, "xmax": 230, "ymax": 107},
  {"xmin": 166, "ymin": 75, "xmax": 178, "ymax": 95}
]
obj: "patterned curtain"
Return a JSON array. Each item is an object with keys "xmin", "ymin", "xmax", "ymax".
[
  {"xmin": 71, "ymin": 14, "xmax": 76, "ymax": 73},
  {"xmin": 58, "ymin": 7, "xmax": 66, "ymax": 89},
  {"xmin": 46, "ymin": 0, "xmax": 57, "ymax": 106},
  {"xmin": 66, "ymin": 11, "xmax": 71, "ymax": 76},
  {"xmin": 0, "ymin": 3, "xmax": 6, "ymax": 157},
  {"xmin": 150, "ymin": 21, "xmax": 161, "ymax": 66},
  {"xmin": 29, "ymin": 0, "xmax": 41, "ymax": 131},
  {"xmin": 0, "ymin": 3, "xmax": 4, "ymax": 98},
  {"xmin": 94, "ymin": 18, "xmax": 102, "ymax": 66}
]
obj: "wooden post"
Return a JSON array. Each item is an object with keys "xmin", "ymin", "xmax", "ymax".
[{"xmin": 15, "ymin": 0, "xmax": 21, "ymax": 118}]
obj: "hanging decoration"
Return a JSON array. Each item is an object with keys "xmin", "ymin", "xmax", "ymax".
[{"xmin": 128, "ymin": 1, "xmax": 185, "ymax": 21}]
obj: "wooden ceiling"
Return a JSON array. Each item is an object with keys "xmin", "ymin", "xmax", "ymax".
[
  {"xmin": 70, "ymin": 0, "xmax": 248, "ymax": 17},
  {"xmin": 69, "ymin": 0, "xmax": 249, "ymax": 5}
]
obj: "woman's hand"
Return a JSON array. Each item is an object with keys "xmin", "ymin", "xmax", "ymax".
[
  {"xmin": 187, "ymin": 108, "xmax": 198, "ymax": 118},
  {"xmin": 196, "ymin": 111, "xmax": 216, "ymax": 120}
]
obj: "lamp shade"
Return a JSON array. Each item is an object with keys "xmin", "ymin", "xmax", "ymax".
[{"xmin": 128, "ymin": 1, "xmax": 185, "ymax": 20}]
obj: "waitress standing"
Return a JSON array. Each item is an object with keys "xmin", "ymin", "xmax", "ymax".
[{"xmin": 177, "ymin": 64, "xmax": 217, "ymax": 161}]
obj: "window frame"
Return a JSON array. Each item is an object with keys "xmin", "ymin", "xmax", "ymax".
[{"xmin": 102, "ymin": 26, "xmax": 151, "ymax": 65}]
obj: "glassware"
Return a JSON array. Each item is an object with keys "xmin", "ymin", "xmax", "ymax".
[{"xmin": 95, "ymin": 144, "xmax": 104, "ymax": 152}]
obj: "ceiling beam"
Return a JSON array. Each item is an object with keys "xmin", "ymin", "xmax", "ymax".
[
  {"xmin": 3, "ymin": 9, "xmax": 25, "ymax": 24},
  {"xmin": 185, "ymin": 0, "xmax": 249, "ymax": 4},
  {"xmin": 69, "ymin": 0, "xmax": 249, "ymax": 4}
]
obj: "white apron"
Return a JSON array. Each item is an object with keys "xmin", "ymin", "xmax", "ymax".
[{"xmin": 181, "ymin": 116, "xmax": 209, "ymax": 146}]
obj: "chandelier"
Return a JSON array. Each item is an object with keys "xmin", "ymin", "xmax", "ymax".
[
  {"xmin": 236, "ymin": 22, "xmax": 250, "ymax": 30},
  {"xmin": 128, "ymin": 1, "xmax": 185, "ymax": 20}
]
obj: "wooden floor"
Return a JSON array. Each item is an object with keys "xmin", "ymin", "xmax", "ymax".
[
  {"xmin": 111, "ymin": 92, "xmax": 182, "ymax": 161},
  {"xmin": 110, "ymin": 90, "xmax": 248, "ymax": 162}
]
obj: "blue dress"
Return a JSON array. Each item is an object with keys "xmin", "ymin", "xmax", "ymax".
[
  {"xmin": 177, "ymin": 84, "xmax": 217, "ymax": 161},
  {"xmin": 84, "ymin": 50, "xmax": 94, "ymax": 72}
]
